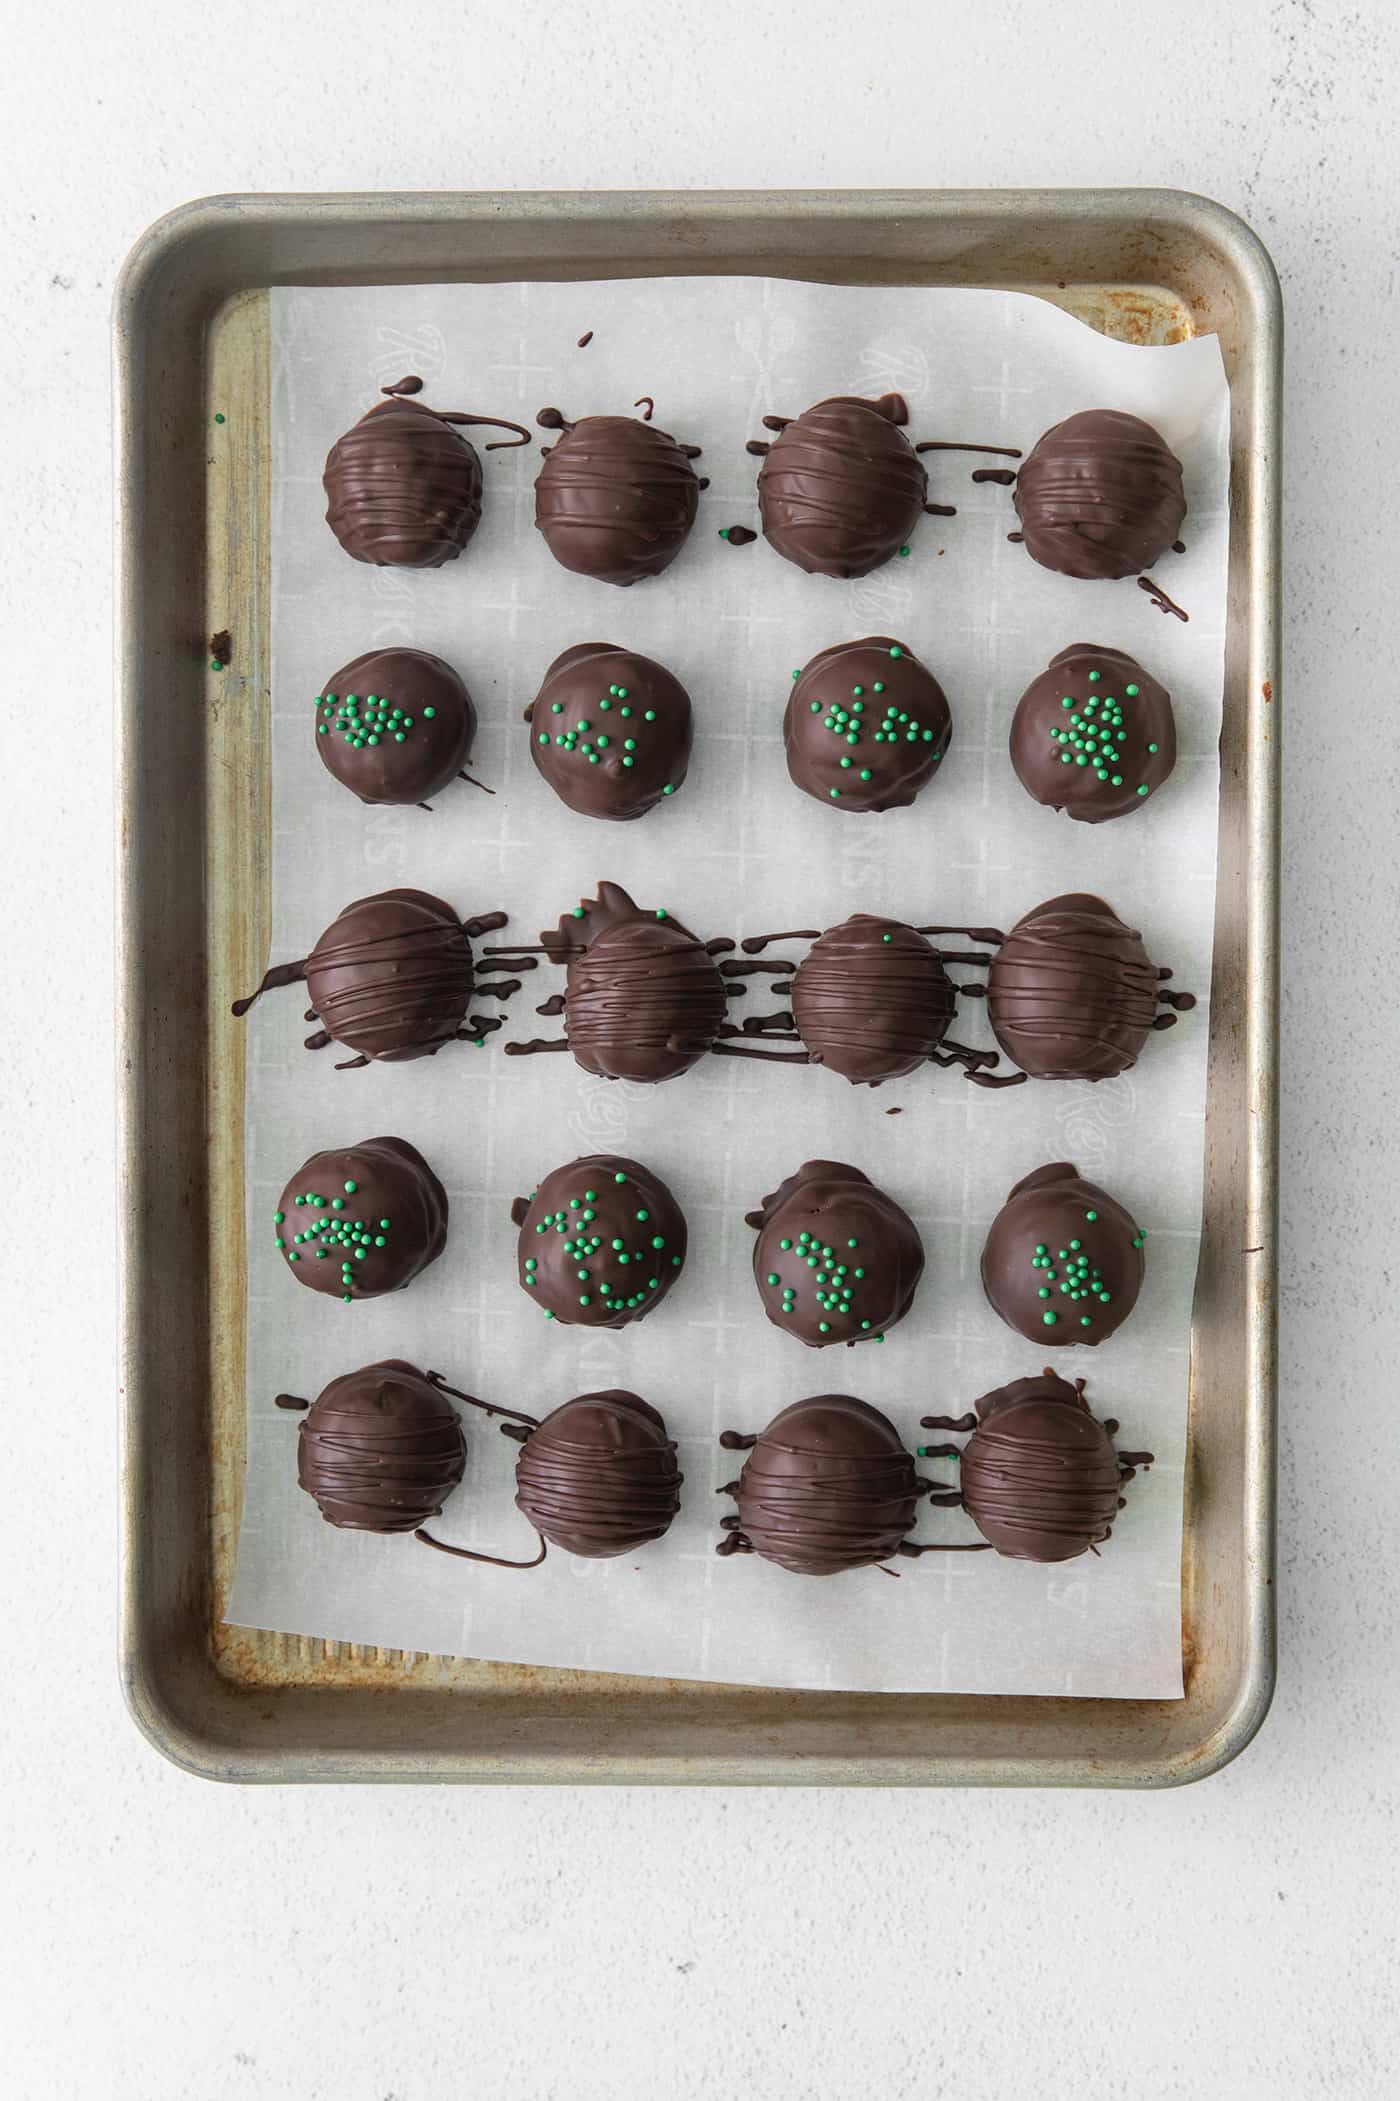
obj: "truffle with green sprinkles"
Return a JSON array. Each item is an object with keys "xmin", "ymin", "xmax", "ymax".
[
  {"xmin": 524, "ymin": 643, "xmax": 691, "ymax": 820},
  {"xmin": 784, "ymin": 636, "xmax": 953, "ymax": 813},
  {"xmin": 746, "ymin": 1160, "xmax": 924, "ymax": 1348},
  {"xmin": 979, "ymin": 1161, "xmax": 1145, "ymax": 1346},
  {"xmin": 1009, "ymin": 643, "xmax": 1175, "ymax": 823},
  {"xmin": 314, "ymin": 647, "xmax": 479, "ymax": 807},
  {"xmin": 274, "ymin": 1136, "xmax": 448, "ymax": 1303},
  {"xmin": 510, "ymin": 1153, "xmax": 687, "ymax": 1329}
]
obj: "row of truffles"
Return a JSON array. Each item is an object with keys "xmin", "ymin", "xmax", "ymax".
[
  {"xmin": 234, "ymin": 883, "xmax": 1195, "ymax": 1086},
  {"xmin": 283, "ymin": 1360, "xmax": 1151, "ymax": 1572},
  {"xmin": 311, "ymin": 637, "xmax": 1176, "ymax": 824},
  {"xmin": 323, "ymin": 381, "xmax": 1186, "ymax": 590},
  {"xmin": 273, "ymin": 1142, "xmax": 1147, "ymax": 1352}
]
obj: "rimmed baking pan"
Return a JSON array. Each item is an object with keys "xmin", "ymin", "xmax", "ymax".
[{"xmin": 116, "ymin": 188, "xmax": 1279, "ymax": 1784}]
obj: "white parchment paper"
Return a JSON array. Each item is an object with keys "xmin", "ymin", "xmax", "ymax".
[{"xmin": 226, "ymin": 278, "xmax": 1229, "ymax": 1696}]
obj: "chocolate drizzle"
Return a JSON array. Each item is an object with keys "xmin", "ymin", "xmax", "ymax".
[
  {"xmin": 1013, "ymin": 409, "xmax": 1186, "ymax": 581},
  {"xmin": 983, "ymin": 892, "xmax": 1194, "ymax": 1083},
  {"xmin": 233, "ymin": 890, "xmax": 513, "ymax": 1063},
  {"xmin": 294, "ymin": 1359, "xmax": 467, "ymax": 1533},
  {"xmin": 716, "ymin": 1395, "xmax": 933, "ymax": 1574},
  {"xmin": 511, "ymin": 1390, "xmax": 683, "ymax": 1557},
  {"xmin": 783, "ymin": 914, "xmax": 998, "ymax": 1085},
  {"xmin": 755, "ymin": 393, "xmax": 928, "ymax": 577},
  {"xmin": 920, "ymin": 1370, "xmax": 1153, "ymax": 1562},
  {"xmin": 323, "ymin": 390, "xmax": 529, "ymax": 568},
  {"xmin": 1137, "ymin": 576, "xmax": 1190, "ymax": 621},
  {"xmin": 505, "ymin": 882, "xmax": 728, "ymax": 1083},
  {"xmin": 533, "ymin": 408, "xmax": 702, "ymax": 585}
]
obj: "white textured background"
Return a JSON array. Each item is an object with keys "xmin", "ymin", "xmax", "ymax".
[{"xmin": 4, "ymin": 2, "xmax": 1396, "ymax": 2094}]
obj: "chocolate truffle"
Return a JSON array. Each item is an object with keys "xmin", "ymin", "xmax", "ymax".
[
  {"xmin": 274, "ymin": 1136, "xmax": 448, "ymax": 1304},
  {"xmin": 233, "ymin": 889, "xmax": 515, "ymax": 1064},
  {"xmin": 1013, "ymin": 409, "xmax": 1186, "ymax": 581},
  {"xmin": 755, "ymin": 393, "xmax": 927, "ymax": 577},
  {"xmin": 790, "ymin": 915, "xmax": 957, "ymax": 1085},
  {"xmin": 323, "ymin": 389, "xmax": 529, "ymax": 568},
  {"xmin": 314, "ymin": 648, "xmax": 477, "ymax": 807},
  {"xmin": 717, "ymin": 1395, "xmax": 926, "ymax": 1574},
  {"xmin": 986, "ymin": 892, "xmax": 1193, "ymax": 1082},
  {"xmin": 1010, "ymin": 644, "xmax": 1175, "ymax": 821},
  {"xmin": 746, "ymin": 1161, "xmax": 923, "ymax": 1346},
  {"xmin": 980, "ymin": 1163, "xmax": 1145, "ymax": 1345},
  {"xmin": 922, "ymin": 1371, "xmax": 1153, "ymax": 1562},
  {"xmin": 534, "ymin": 411, "xmax": 701, "ymax": 585},
  {"xmin": 510, "ymin": 1390, "xmax": 683, "ymax": 1556},
  {"xmin": 295, "ymin": 1359, "xmax": 466, "ymax": 1531},
  {"xmin": 511, "ymin": 1154, "xmax": 687, "ymax": 1327},
  {"xmin": 784, "ymin": 638, "xmax": 951, "ymax": 812},
  {"xmin": 525, "ymin": 644, "xmax": 691, "ymax": 819},
  {"xmin": 508, "ymin": 881, "xmax": 728, "ymax": 1084}
]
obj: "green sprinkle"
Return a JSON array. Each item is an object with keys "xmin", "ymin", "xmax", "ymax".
[
  {"xmin": 829, "ymin": 788, "xmax": 840, "ymax": 798},
  {"xmin": 897, "ymin": 545, "xmax": 910, "ymax": 557},
  {"xmin": 1043, "ymin": 1311, "xmax": 1057, "ymax": 1325},
  {"xmin": 767, "ymin": 1273, "xmax": 781, "ymax": 1286},
  {"xmin": 213, "ymin": 412, "xmax": 226, "ymax": 424},
  {"xmin": 1137, "ymin": 785, "xmax": 1149, "ymax": 797},
  {"xmin": 1126, "ymin": 682, "xmax": 1140, "ymax": 696},
  {"xmin": 661, "ymin": 784, "xmax": 675, "ymax": 795},
  {"xmin": 889, "ymin": 645, "xmax": 902, "ymax": 659}
]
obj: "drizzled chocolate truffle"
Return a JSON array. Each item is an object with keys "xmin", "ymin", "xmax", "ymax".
[
  {"xmin": 717, "ymin": 1395, "xmax": 927, "ymax": 1575},
  {"xmin": 511, "ymin": 1155, "xmax": 687, "ymax": 1327},
  {"xmin": 323, "ymin": 386, "xmax": 529, "ymax": 568},
  {"xmin": 232, "ymin": 889, "xmax": 515, "ymax": 1065},
  {"xmin": 746, "ymin": 1161, "xmax": 923, "ymax": 1347},
  {"xmin": 510, "ymin": 1391, "xmax": 683, "ymax": 1556},
  {"xmin": 921, "ymin": 1370, "xmax": 1153, "ymax": 1562},
  {"xmin": 295, "ymin": 1359, "xmax": 466, "ymax": 1531},
  {"xmin": 534, "ymin": 410, "xmax": 702, "ymax": 585},
  {"xmin": 790, "ymin": 915, "xmax": 957, "ymax": 1085},
  {"xmin": 784, "ymin": 638, "xmax": 951, "ymax": 812},
  {"xmin": 315, "ymin": 648, "xmax": 477, "ymax": 807},
  {"xmin": 986, "ymin": 892, "xmax": 1193, "ymax": 1082},
  {"xmin": 275, "ymin": 1136, "xmax": 448, "ymax": 1303},
  {"xmin": 981, "ymin": 1163, "xmax": 1145, "ymax": 1345},
  {"xmin": 1010, "ymin": 644, "xmax": 1175, "ymax": 821},
  {"xmin": 1013, "ymin": 410, "xmax": 1186, "ymax": 581},
  {"xmin": 508, "ymin": 881, "xmax": 727, "ymax": 1084},
  {"xmin": 525, "ymin": 644, "xmax": 691, "ymax": 819},
  {"xmin": 755, "ymin": 393, "xmax": 927, "ymax": 577}
]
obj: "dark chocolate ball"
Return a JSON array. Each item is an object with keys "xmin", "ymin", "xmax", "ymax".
[
  {"xmin": 275, "ymin": 1136, "xmax": 448, "ymax": 1303},
  {"xmin": 315, "ymin": 648, "xmax": 477, "ymax": 806},
  {"xmin": 534, "ymin": 414, "xmax": 701, "ymax": 585},
  {"xmin": 1013, "ymin": 409, "xmax": 1186, "ymax": 581},
  {"xmin": 525, "ymin": 644, "xmax": 691, "ymax": 819},
  {"xmin": 521, "ymin": 881, "xmax": 727, "ymax": 1084},
  {"xmin": 1009, "ymin": 644, "xmax": 1175, "ymax": 822},
  {"xmin": 746, "ymin": 1161, "xmax": 924, "ymax": 1346},
  {"xmin": 980, "ymin": 1163, "xmax": 1144, "ymax": 1346},
  {"xmin": 718, "ymin": 1395, "xmax": 925, "ymax": 1575},
  {"xmin": 987, "ymin": 892, "xmax": 1182, "ymax": 1082},
  {"xmin": 757, "ymin": 394, "xmax": 927, "ymax": 577},
  {"xmin": 512, "ymin": 1154, "xmax": 687, "ymax": 1327},
  {"xmin": 784, "ymin": 637, "xmax": 951, "ymax": 812},
  {"xmin": 305, "ymin": 889, "xmax": 479, "ymax": 1062},
  {"xmin": 296, "ymin": 1359, "xmax": 466, "ymax": 1531},
  {"xmin": 513, "ymin": 1390, "xmax": 683, "ymax": 1557},
  {"xmin": 323, "ymin": 396, "xmax": 485, "ymax": 568},
  {"xmin": 790, "ymin": 914, "xmax": 957, "ymax": 1085},
  {"xmin": 930, "ymin": 1371, "xmax": 1147, "ymax": 1562}
]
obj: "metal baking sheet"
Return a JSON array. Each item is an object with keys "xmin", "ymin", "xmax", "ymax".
[{"xmin": 116, "ymin": 189, "xmax": 1279, "ymax": 1785}]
